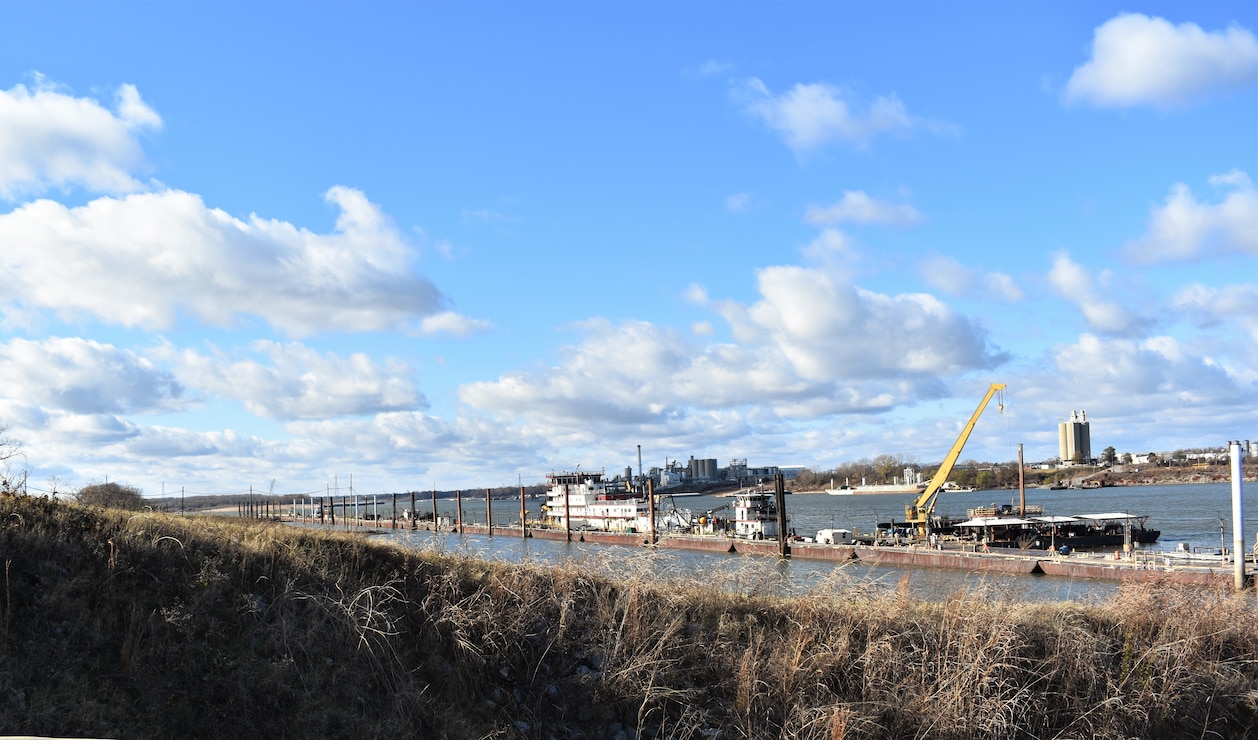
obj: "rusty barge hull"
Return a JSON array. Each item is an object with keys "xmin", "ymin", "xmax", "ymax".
[
  {"xmin": 659, "ymin": 535, "xmax": 737, "ymax": 553},
  {"xmin": 1035, "ymin": 558, "xmax": 1233, "ymax": 585},
  {"xmin": 787, "ymin": 543, "xmax": 857, "ymax": 561},
  {"xmin": 851, "ymin": 545, "xmax": 1041, "ymax": 574},
  {"xmin": 393, "ymin": 523, "xmax": 1237, "ymax": 587}
]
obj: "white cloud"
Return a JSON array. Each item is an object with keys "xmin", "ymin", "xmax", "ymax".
[
  {"xmin": 745, "ymin": 266, "xmax": 1002, "ymax": 381},
  {"xmin": 12, "ymin": 403, "xmax": 546, "ymax": 494},
  {"xmin": 419, "ymin": 311, "xmax": 493, "ymax": 337},
  {"xmin": 0, "ymin": 186, "xmax": 473, "ymax": 336},
  {"xmin": 683, "ymin": 283, "xmax": 710, "ymax": 306},
  {"xmin": 1046, "ymin": 254, "xmax": 1143, "ymax": 333},
  {"xmin": 460, "ymin": 268, "xmax": 1003, "ymax": 431},
  {"xmin": 1124, "ymin": 171, "xmax": 1258, "ymax": 263},
  {"xmin": 799, "ymin": 228, "xmax": 859, "ymax": 265},
  {"xmin": 920, "ymin": 255, "xmax": 1023, "ymax": 302},
  {"xmin": 460, "ymin": 320, "xmax": 697, "ymax": 427},
  {"xmin": 44, "ymin": 411, "xmax": 141, "ymax": 446},
  {"xmin": 986, "ymin": 273, "xmax": 1024, "ymax": 303},
  {"xmin": 804, "ymin": 191, "xmax": 922, "ymax": 227},
  {"xmin": 920, "ymin": 255, "xmax": 974, "ymax": 295},
  {"xmin": 0, "ymin": 337, "xmax": 183, "ymax": 415},
  {"xmin": 1172, "ymin": 282, "xmax": 1258, "ymax": 345},
  {"xmin": 170, "ymin": 341, "xmax": 424, "ymax": 421},
  {"xmin": 1173, "ymin": 282, "xmax": 1258, "ymax": 324},
  {"xmin": 692, "ymin": 59, "xmax": 733, "ymax": 78},
  {"xmin": 461, "ymin": 208, "xmax": 512, "ymax": 224},
  {"xmin": 725, "ymin": 192, "xmax": 752, "ymax": 212},
  {"xmin": 731, "ymin": 77, "xmax": 955, "ymax": 154},
  {"xmin": 1053, "ymin": 333, "xmax": 1247, "ymax": 406},
  {"xmin": 460, "ymin": 319, "xmax": 827, "ymax": 433},
  {"xmin": 0, "ymin": 77, "xmax": 161, "ymax": 198},
  {"xmin": 1064, "ymin": 13, "xmax": 1258, "ymax": 108}
]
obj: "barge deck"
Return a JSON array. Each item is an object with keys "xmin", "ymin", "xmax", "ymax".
[{"xmin": 391, "ymin": 521, "xmax": 1247, "ymax": 588}]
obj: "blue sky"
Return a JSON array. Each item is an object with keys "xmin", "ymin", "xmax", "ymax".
[{"xmin": 1, "ymin": 2, "xmax": 1255, "ymax": 497}]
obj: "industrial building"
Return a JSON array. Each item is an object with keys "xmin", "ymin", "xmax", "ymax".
[
  {"xmin": 1058, "ymin": 410, "xmax": 1092, "ymax": 464},
  {"xmin": 641, "ymin": 455, "xmax": 788, "ymax": 490}
]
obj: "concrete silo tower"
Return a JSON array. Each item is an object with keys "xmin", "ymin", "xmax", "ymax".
[{"xmin": 1058, "ymin": 410, "xmax": 1092, "ymax": 464}]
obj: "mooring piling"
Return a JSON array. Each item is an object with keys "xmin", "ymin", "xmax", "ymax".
[
  {"xmin": 519, "ymin": 482, "xmax": 527, "ymax": 540},
  {"xmin": 775, "ymin": 472, "xmax": 788, "ymax": 558}
]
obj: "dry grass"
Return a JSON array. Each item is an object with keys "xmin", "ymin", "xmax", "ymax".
[{"xmin": 2, "ymin": 492, "xmax": 1256, "ymax": 738}]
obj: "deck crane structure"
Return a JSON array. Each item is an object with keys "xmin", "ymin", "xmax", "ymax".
[{"xmin": 904, "ymin": 383, "xmax": 1006, "ymax": 538}]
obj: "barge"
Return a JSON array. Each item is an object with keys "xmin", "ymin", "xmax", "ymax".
[{"xmin": 865, "ymin": 508, "xmax": 1161, "ymax": 551}]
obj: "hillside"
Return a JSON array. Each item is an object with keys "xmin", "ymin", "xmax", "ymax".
[
  {"xmin": 2, "ymin": 492, "xmax": 1256, "ymax": 739},
  {"xmin": 1074, "ymin": 462, "xmax": 1255, "ymax": 488}
]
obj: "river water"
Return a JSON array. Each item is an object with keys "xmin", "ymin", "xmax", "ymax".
[{"xmin": 329, "ymin": 482, "xmax": 1256, "ymax": 603}]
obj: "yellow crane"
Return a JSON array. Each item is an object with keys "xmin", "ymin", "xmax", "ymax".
[{"xmin": 904, "ymin": 383, "xmax": 1006, "ymax": 537}]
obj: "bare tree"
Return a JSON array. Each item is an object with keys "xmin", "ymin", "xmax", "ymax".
[
  {"xmin": 0, "ymin": 424, "xmax": 19, "ymax": 462},
  {"xmin": 871, "ymin": 454, "xmax": 904, "ymax": 484},
  {"xmin": 76, "ymin": 481, "xmax": 144, "ymax": 510},
  {"xmin": 0, "ymin": 423, "xmax": 25, "ymax": 492}
]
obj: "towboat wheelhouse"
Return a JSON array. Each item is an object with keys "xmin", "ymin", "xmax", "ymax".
[{"xmin": 731, "ymin": 490, "xmax": 783, "ymax": 539}]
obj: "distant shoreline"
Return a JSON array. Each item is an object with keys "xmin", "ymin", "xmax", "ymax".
[{"xmin": 791, "ymin": 464, "xmax": 1255, "ymax": 495}]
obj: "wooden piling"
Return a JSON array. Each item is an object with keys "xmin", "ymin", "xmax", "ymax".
[
  {"xmin": 486, "ymin": 488, "xmax": 493, "ymax": 536},
  {"xmin": 648, "ymin": 478, "xmax": 656, "ymax": 546},
  {"xmin": 456, "ymin": 489, "xmax": 463, "ymax": 534},
  {"xmin": 1018, "ymin": 444, "xmax": 1026, "ymax": 517},
  {"xmin": 775, "ymin": 472, "xmax": 788, "ymax": 558}
]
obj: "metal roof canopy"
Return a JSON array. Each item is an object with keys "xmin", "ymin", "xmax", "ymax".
[{"xmin": 1075, "ymin": 512, "xmax": 1143, "ymax": 520}]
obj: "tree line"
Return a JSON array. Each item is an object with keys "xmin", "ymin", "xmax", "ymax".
[{"xmin": 792, "ymin": 454, "xmax": 1026, "ymax": 491}]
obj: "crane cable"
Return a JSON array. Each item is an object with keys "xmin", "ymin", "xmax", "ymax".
[{"xmin": 1001, "ymin": 385, "xmax": 1017, "ymax": 464}]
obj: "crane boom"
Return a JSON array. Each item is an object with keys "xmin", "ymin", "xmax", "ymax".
[{"xmin": 904, "ymin": 383, "xmax": 1006, "ymax": 535}]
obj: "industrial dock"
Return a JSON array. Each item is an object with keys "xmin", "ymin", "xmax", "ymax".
[{"xmin": 429, "ymin": 522, "xmax": 1245, "ymax": 588}]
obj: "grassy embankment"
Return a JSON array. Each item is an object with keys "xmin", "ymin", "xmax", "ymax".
[{"xmin": 2, "ymin": 493, "xmax": 1256, "ymax": 739}]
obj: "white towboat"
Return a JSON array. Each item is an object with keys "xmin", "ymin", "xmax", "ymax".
[
  {"xmin": 731, "ymin": 489, "xmax": 785, "ymax": 539},
  {"xmin": 541, "ymin": 471, "xmax": 696, "ymax": 533}
]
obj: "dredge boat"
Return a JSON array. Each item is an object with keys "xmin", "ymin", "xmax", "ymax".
[
  {"xmin": 864, "ymin": 507, "xmax": 1161, "ymax": 551},
  {"xmin": 947, "ymin": 509, "xmax": 1161, "ymax": 551},
  {"xmin": 847, "ymin": 383, "xmax": 1160, "ymax": 551}
]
